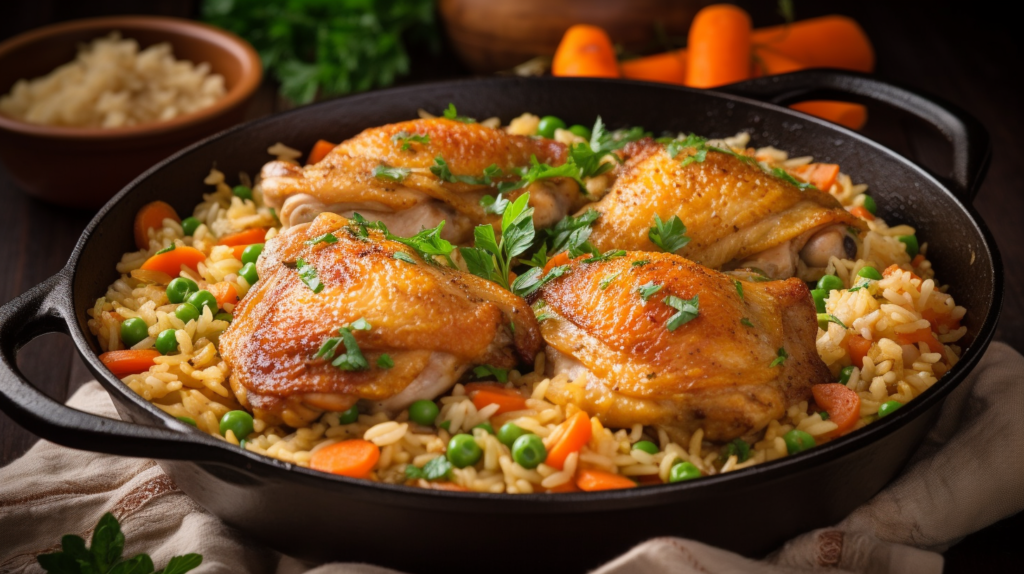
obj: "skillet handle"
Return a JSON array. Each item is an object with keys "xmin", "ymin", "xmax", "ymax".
[
  {"xmin": 717, "ymin": 69, "xmax": 991, "ymax": 202},
  {"xmin": 0, "ymin": 271, "xmax": 226, "ymax": 461}
]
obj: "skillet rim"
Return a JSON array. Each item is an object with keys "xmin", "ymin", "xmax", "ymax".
[{"xmin": 57, "ymin": 75, "xmax": 1003, "ymax": 505}]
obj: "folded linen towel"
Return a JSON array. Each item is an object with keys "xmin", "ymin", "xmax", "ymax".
[{"xmin": 2, "ymin": 342, "xmax": 1022, "ymax": 574}]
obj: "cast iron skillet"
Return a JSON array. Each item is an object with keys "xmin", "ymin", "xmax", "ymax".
[{"xmin": 0, "ymin": 71, "xmax": 1002, "ymax": 573}]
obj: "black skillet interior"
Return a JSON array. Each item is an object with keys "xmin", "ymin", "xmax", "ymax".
[{"xmin": 0, "ymin": 71, "xmax": 1002, "ymax": 572}]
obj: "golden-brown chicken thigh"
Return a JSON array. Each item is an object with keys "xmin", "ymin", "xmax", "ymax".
[
  {"xmin": 586, "ymin": 139, "xmax": 866, "ymax": 279},
  {"xmin": 533, "ymin": 251, "xmax": 831, "ymax": 442},
  {"xmin": 219, "ymin": 212, "xmax": 541, "ymax": 422},
  {"xmin": 260, "ymin": 118, "xmax": 585, "ymax": 244}
]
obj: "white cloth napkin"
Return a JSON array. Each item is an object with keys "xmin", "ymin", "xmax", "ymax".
[{"xmin": 2, "ymin": 342, "xmax": 1022, "ymax": 574}]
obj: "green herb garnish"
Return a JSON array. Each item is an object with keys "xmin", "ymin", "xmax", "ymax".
[
  {"xmin": 442, "ymin": 103, "xmax": 475, "ymax": 123},
  {"xmin": 772, "ymin": 167, "xmax": 815, "ymax": 190},
  {"xmin": 582, "ymin": 250, "xmax": 627, "ymax": 264},
  {"xmin": 459, "ymin": 193, "xmax": 535, "ymax": 291},
  {"xmin": 632, "ymin": 259, "xmax": 650, "ymax": 267},
  {"xmin": 155, "ymin": 244, "xmax": 175, "ymax": 255},
  {"xmin": 316, "ymin": 322, "xmax": 369, "ymax": 371},
  {"xmin": 817, "ymin": 313, "xmax": 848, "ymax": 330},
  {"xmin": 473, "ymin": 364, "xmax": 509, "ymax": 383},
  {"xmin": 734, "ymin": 279, "xmax": 744, "ymax": 300},
  {"xmin": 637, "ymin": 282, "xmax": 663, "ymax": 301},
  {"xmin": 405, "ymin": 455, "xmax": 453, "ymax": 481},
  {"xmin": 741, "ymin": 317, "xmax": 754, "ymax": 327},
  {"xmin": 480, "ymin": 193, "xmax": 510, "ymax": 215},
  {"xmin": 770, "ymin": 347, "xmax": 789, "ymax": 368},
  {"xmin": 306, "ymin": 232, "xmax": 338, "ymax": 245},
  {"xmin": 662, "ymin": 294, "xmax": 699, "ymax": 331},
  {"xmin": 648, "ymin": 214, "xmax": 691, "ymax": 253},
  {"xmin": 393, "ymin": 251, "xmax": 417, "ymax": 264},
  {"xmin": 296, "ymin": 258, "xmax": 323, "ymax": 293},
  {"xmin": 510, "ymin": 264, "xmax": 570, "ymax": 298},
  {"xmin": 599, "ymin": 272, "xmax": 621, "ymax": 290},
  {"xmin": 392, "ymin": 131, "xmax": 430, "ymax": 151},
  {"xmin": 373, "ymin": 164, "xmax": 411, "ymax": 182},
  {"xmin": 377, "ymin": 354, "xmax": 394, "ymax": 369}
]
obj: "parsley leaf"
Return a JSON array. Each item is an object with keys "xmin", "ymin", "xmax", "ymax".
[
  {"xmin": 648, "ymin": 214, "xmax": 691, "ymax": 253},
  {"xmin": 349, "ymin": 318, "xmax": 372, "ymax": 331},
  {"xmin": 772, "ymin": 167, "xmax": 815, "ymax": 190},
  {"xmin": 392, "ymin": 131, "xmax": 430, "ymax": 151},
  {"xmin": 662, "ymin": 294, "xmax": 699, "ymax": 330},
  {"xmin": 373, "ymin": 164, "xmax": 410, "ymax": 182},
  {"xmin": 598, "ymin": 272, "xmax": 621, "ymax": 290},
  {"xmin": 632, "ymin": 259, "xmax": 650, "ymax": 267},
  {"xmin": 582, "ymin": 249, "xmax": 627, "ymax": 264},
  {"xmin": 406, "ymin": 455, "xmax": 453, "ymax": 481},
  {"xmin": 770, "ymin": 347, "xmax": 789, "ymax": 368},
  {"xmin": 306, "ymin": 233, "xmax": 338, "ymax": 246},
  {"xmin": 721, "ymin": 438, "xmax": 751, "ymax": 463},
  {"xmin": 377, "ymin": 354, "xmax": 394, "ymax": 369},
  {"xmin": 296, "ymin": 258, "xmax": 324, "ymax": 293},
  {"xmin": 442, "ymin": 103, "xmax": 475, "ymax": 123},
  {"xmin": 429, "ymin": 156, "xmax": 455, "ymax": 182},
  {"xmin": 473, "ymin": 364, "xmax": 509, "ymax": 383},
  {"xmin": 637, "ymin": 282, "xmax": 662, "ymax": 301},
  {"xmin": 817, "ymin": 313, "xmax": 848, "ymax": 330},
  {"xmin": 480, "ymin": 193, "xmax": 510, "ymax": 215},
  {"xmin": 393, "ymin": 251, "xmax": 417, "ymax": 264},
  {"xmin": 511, "ymin": 264, "xmax": 570, "ymax": 298},
  {"xmin": 498, "ymin": 155, "xmax": 581, "ymax": 193},
  {"xmin": 546, "ymin": 209, "xmax": 600, "ymax": 256},
  {"xmin": 680, "ymin": 147, "xmax": 708, "ymax": 167},
  {"xmin": 155, "ymin": 244, "xmax": 175, "ymax": 255},
  {"xmin": 331, "ymin": 327, "xmax": 369, "ymax": 371},
  {"xmin": 522, "ymin": 243, "xmax": 549, "ymax": 269},
  {"xmin": 390, "ymin": 221, "xmax": 456, "ymax": 267},
  {"xmin": 459, "ymin": 193, "xmax": 535, "ymax": 291},
  {"xmin": 734, "ymin": 280, "xmax": 744, "ymax": 300},
  {"xmin": 741, "ymin": 317, "xmax": 754, "ymax": 327}
]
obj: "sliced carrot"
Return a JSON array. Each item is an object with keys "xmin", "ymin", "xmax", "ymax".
[
  {"xmin": 465, "ymin": 383, "xmax": 528, "ymax": 415},
  {"xmin": 231, "ymin": 245, "xmax": 248, "ymax": 260},
  {"xmin": 620, "ymin": 50, "xmax": 688, "ymax": 85},
  {"xmin": 209, "ymin": 281, "xmax": 239, "ymax": 308},
  {"xmin": 849, "ymin": 206, "xmax": 875, "ymax": 221},
  {"xmin": 99, "ymin": 350, "xmax": 160, "ymax": 377},
  {"xmin": 846, "ymin": 334, "xmax": 873, "ymax": 368},
  {"xmin": 306, "ymin": 139, "xmax": 337, "ymax": 165},
  {"xmin": 911, "ymin": 254, "xmax": 926, "ymax": 267},
  {"xmin": 133, "ymin": 201, "xmax": 180, "ymax": 250},
  {"xmin": 140, "ymin": 246, "xmax": 207, "ymax": 276},
  {"xmin": 576, "ymin": 469, "xmax": 636, "ymax": 492},
  {"xmin": 790, "ymin": 163, "xmax": 840, "ymax": 191},
  {"xmin": 542, "ymin": 251, "xmax": 572, "ymax": 275},
  {"xmin": 811, "ymin": 383, "xmax": 861, "ymax": 437},
  {"xmin": 545, "ymin": 411, "xmax": 593, "ymax": 471},
  {"xmin": 922, "ymin": 308, "xmax": 961, "ymax": 332},
  {"xmin": 896, "ymin": 328, "xmax": 943, "ymax": 354},
  {"xmin": 882, "ymin": 264, "xmax": 921, "ymax": 281},
  {"xmin": 752, "ymin": 16, "xmax": 875, "ymax": 73},
  {"xmin": 790, "ymin": 101, "xmax": 868, "ymax": 131},
  {"xmin": 552, "ymin": 25, "xmax": 620, "ymax": 78},
  {"xmin": 310, "ymin": 439, "xmax": 380, "ymax": 478},
  {"xmin": 685, "ymin": 5, "xmax": 752, "ymax": 88},
  {"xmin": 217, "ymin": 228, "xmax": 267, "ymax": 247}
]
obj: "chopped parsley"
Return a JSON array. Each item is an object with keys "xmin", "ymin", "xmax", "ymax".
[
  {"xmin": 770, "ymin": 347, "xmax": 789, "ymax": 368},
  {"xmin": 305, "ymin": 232, "xmax": 338, "ymax": 245},
  {"xmin": 648, "ymin": 214, "xmax": 691, "ymax": 253},
  {"xmin": 391, "ymin": 131, "xmax": 430, "ymax": 151},
  {"xmin": 442, "ymin": 103, "xmax": 476, "ymax": 123},
  {"xmin": 662, "ymin": 294, "xmax": 699, "ymax": 331},
  {"xmin": 480, "ymin": 193, "xmax": 510, "ymax": 215},
  {"xmin": 155, "ymin": 244, "xmax": 176, "ymax": 255},
  {"xmin": 459, "ymin": 193, "xmax": 535, "ymax": 291},
  {"xmin": 473, "ymin": 364, "xmax": 509, "ymax": 383},
  {"xmin": 598, "ymin": 272, "xmax": 621, "ymax": 290},
  {"xmin": 432, "ymin": 157, "xmax": 505, "ymax": 186},
  {"xmin": 372, "ymin": 164, "xmax": 410, "ymax": 182},
  {"xmin": 545, "ymin": 209, "xmax": 600, "ymax": 259},
  {"xmin": 637, "ymin": 282, "xmax": 662, "ymax": 301},
  {"xmin": 393, "ymin": 251, "xmax": 417, "ymax": 264},
  {"xmin": 510, "ymin": 264, "xmax": 570, "ymax": 298},
  {"xmin": 741, "ymin": 317, "xmax": 754, "ymax": 327},
  {"xmin": 581, "ymin": 249, "xmax": 627, "ymax": 264},
  {"xmin": 734, "ymin": 279, "xmax": 744, "ymax": 299},
  {"xmin": 817, "ymin": 313, "xmax": 848, "ymax": 330},
  {"xmin": 296, "ymin": 258, "xmax": 323, "ymax": 293},
  {"xmin": 315, "ymin": 320, "xmax": 370, "ymax": 371},
  {"xmin": 631, "ymin": 259, "xmax": 651, "ymax": 267},
  {"xmin": 348, "ymin": 318, "xmax": 372, "ymax": 331},
  {"xmin": 405, "ymin": 455, "xmax": 453, "ymax": 481},
  {"xmin": 772, "ymin": 167, "xmax": 815, "ymax": 190},
  {"xmin": 377, "ymin": 354, "xmax": 394, "ymax": 369},
  {"xmin": 721, "ymin": 438, "xmax": 751, "ymax": 462},
  {"xmin": 391, "ymin": 221, "xmax": 456, "ymax": 267}
]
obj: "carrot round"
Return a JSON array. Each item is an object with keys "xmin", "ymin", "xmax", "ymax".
[
  {"xmin": 849, "ymin": 206, "xmax": 874, "ymax": 221},
  {"xmin": 545, "ymin": 411, "xmax": 592, "ymax": 470},
  {"xmin": 846, "ymin": 334, "xmax": 873, "ymax": 368},
  {"xmin": 310, "ymin": 439, "xmax": 380, "ymax": 478},
  {"xmin": 465, "ymin": 383, "xmax": 528, "ymax": 415},
  {"xmin": 752, "ymin": 16, "xmax": 874, "ymax": 73},
  {"xmin": 217, "ymin": 228, "xmax": 267, "ymax": 247},
  {"xmin": 790, "ymin": 163, "xmax": 840, "ymax": 191},
  {"xmin": 576, "ymin": 469, "xmax": 636, "ymax": 492},
  {"xmin": 896, "ymin": 328, "xmax": 943, "ymax": 354},
  {"xmin": 621, "ymin": 50, "xmax": 688, "ymax": 85},
  {"xmin": 209, "ymin": 281, "xmax": 239, "ymax": 308},
  {"xmin": 99, "ymin": 350, "xmax": 160, "ymax": 377},
  {"xmin": 140, "ymin": 246, "xmax": 207, "ymax": 276},
  {"xmin": 685, "ymin": 5, "xmax": 752, "ymax": 88},
  {"xmin": 133, "ymin": 201, "xmax": 180, "ymax": 250},
  {"xmin": 307, "ymin": 139, "xmax": 337, "ymax": 165},
  {"xmin": 811, "ymin": 383, "xmax": 861, "ymax": 437},
  {"xmin": 552, "ymin": 25, "xmax": 620, "ymax": 78}
]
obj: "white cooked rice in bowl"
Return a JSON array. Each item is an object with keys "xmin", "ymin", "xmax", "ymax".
[{"xmin": 87, "ymin": 122, "xmax": 967, "ymax": 493}]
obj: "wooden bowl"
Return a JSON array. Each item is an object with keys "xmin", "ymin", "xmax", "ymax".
[
  {"xmin": 439, "ymin": 0, "xmax": 708, "ymax": 73},
  {"xmin": 0, "ymin": 16, "xmax": 262, "ymax": 209}
]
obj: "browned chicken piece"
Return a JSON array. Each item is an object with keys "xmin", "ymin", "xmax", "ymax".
[
  {"xmin": 585, "ymin": 139, "xmax": 867, "ymax": 279},
  {"xmin": 259, "ymin": 118, "xmax": 585, "ymax": 244},
  {"xmin": 533, "ymin": 251, "xmax": 831, "ymax": 442},
  {"xmin": 219, "ymin": 212, "xmax": 541, "ymax": 425}
]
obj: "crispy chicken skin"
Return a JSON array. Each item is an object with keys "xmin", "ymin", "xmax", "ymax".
[
  {"xmin": 259, "ymin": 118, "xmax": 584, "ymax": 244},
  {"xmin": 586, "ymin": 139, "xmax": 866, "ymax": 279},
  {"xmin": 533, "ymin": 251, "xmax": 831, "ymax": 442},
  {"xmin": 219, "ymin": 212, "xmax": 541, "ymax": 417}
]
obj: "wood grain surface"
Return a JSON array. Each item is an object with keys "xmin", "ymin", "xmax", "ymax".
[{"xmin": 1, "ymin": 0, "xmax": 1020, "ymax": 568}]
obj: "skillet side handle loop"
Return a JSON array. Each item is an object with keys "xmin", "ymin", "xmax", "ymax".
[
  {"xmin": 716, "ymin": 69, "xmax": 991, "ymax": 202},
  {"xmin": 0, "ymin": 271, "xmax": 224, "ymax": 461}
]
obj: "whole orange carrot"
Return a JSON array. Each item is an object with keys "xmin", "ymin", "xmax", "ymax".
[
  {"xmin": 621, "ymin": 49, "xmax": 688, "ymax": 85},
  {"xmin": 752, "ymin": 16, "xmax": 874, "ymax": 72},
  {"xmin": 552, "ymin": 25, "xmax": 620, "ymax": 78},
  {"xmin": 685, "ymin": 5, "xmax": 752, "ymax": 88}
]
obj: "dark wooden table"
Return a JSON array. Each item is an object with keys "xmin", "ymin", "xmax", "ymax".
[{"xmin": 1, "ymin": 1, "xmax": 1021, "ymax": 570}]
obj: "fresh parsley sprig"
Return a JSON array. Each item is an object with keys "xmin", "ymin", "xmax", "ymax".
[
  {"xmin": 511, "ymin": 264, "xmax": 571, "ymax": 298},
  {"xmin": 480, "ymin": 193, "xmax": 510, "ymax": 215},
  {"xmin": 373, "ymin": 164, "xmax": 410, "ymax": 182},
  {"xmin": 637, "ymin": 282, "xmax": 663, "ymax": 301},
  {"xmin": 296, "ymin": 258, "xmax": 324, "ymax": 293},
  {"xmin": 315, "ymin": 319, "xmax": 372, "ymax": 371},
  {"xmin": 405, "ymin": 455, "xmax": 452, "ymax": 481},
  {"xmin": 348, "ymin": 214, "xmax": 456, "ymax": 268},
  {"xmin": 648, "ymin": 214, "xmax": 691, "ymax": 253},
  {"xmin": 459, "ymin": 193, "xmax": 536, "ymax": 292},
  {"xmin": 663, "ymin": 294, "xmax": 700, "ymax": 331},
  {"xmin": 392, "ymin": 131, "xmax": 430, "ymax": 151},
  {"xmin": 770, "ymin": 347, "xmax": 789, "ymax": 367},
  {"xmin": 442, "ymin": 103, "xmax": 476, "ymax": 123},
  {"xmin": 472, "ymin": 364, "xmax": 509, "ymax": 383}
]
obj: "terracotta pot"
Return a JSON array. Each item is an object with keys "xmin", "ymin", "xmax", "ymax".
[
  {"xmin": 0, "ymin": 16, "xmax": 262, "ymax": 209},
  {"xmin": 439, "ymin": 0, "xmax": 708, "ymax": 73}
]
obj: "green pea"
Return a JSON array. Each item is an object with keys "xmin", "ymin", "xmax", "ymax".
[
  {"xmin": 181, "ymin": 216, "xmax": 201, "ymax": 236},
  {"xmin": 783, "ymin": 429, "xmax": 816, "ymax": 454},
  {"xmin": 898, "ymin": 235, "xmax": 919, "ymax": 258},
  {"xmin": 810, "ymin": 289, "xmax": 827, "ymax": 313},
  {"xmin": 447, "ymin": 434, "xmax": 483, "ymax": 468},
  {"xmin": 408, "ymin": 399, "xmax": 440, "ymax": 426},
  {"xmin": 214, "ymin": 312, "xmax": 233, "ymax": 323},
  {"xmin": 819, "ymin": 411, "xmax": 830, "ymax": 421},
  {"xmin": 537, "ymin": 115, "xmax": 567, "ymax": 139},
  {"xmin": 857, "ymin": 266, "xmax": 882, "ymax": 281},
  {"xmin": 241, "ymin": 243, "xmax": 265, "ymax": 265},
  {"xmin": 568, "ymin": 124, "xmax": 592, "ymax": 140},
  {"xmin": 878, "ymin": 400, "xmax": 903, "ymax": 418},
  {"xmin": 816, "ymin": 274, "xmax": 844, "ymax": 292},
  {"xmin": 177, "ymin": 416, "xmax": 197, "ymax": 426},
  {"xmin": 511, "ymin": 434, "xmax": 547, "ymax": 469},
  {"xmin": 338, "ymin": 405, "xmax": 360, "ymax": 424},
  {"xmin": 474, "ymin": 422, "xmax": 495, "ymax": 435},
  {"xmin": 166, "ymin": 277, "xmax": 199, "ymax": 304},
  {"xmin": 155, "ymin": 329, "xmax": 179, "ymax": 355},
  {"xmin": 186, "ymin": 290, "xmax": 218, "ymax": 315},
  {"xmin": 219, "ymin": 410, "xmax": 254, "ymax": 439},
  {"xmin": 239, "ymin": 262, "xmax": 259, "ymax": 286},
  {"xmin": 174, "ymin": 302, "xmax": 200, "ymax": 324},
  {"xmin": 497, "ymin": 422, "xmax": 527, "ymax": 448},
  {"xmin": 838, "ymin": 365, "xmax": 855, "ymax": 384},
  {"xmin": 669, "ymin": 460, "xmax": 701, "ymax": 483},
  {"xmin": 862, "ymin": 195, "xmax": 877, "ymax": 215},
  {"xmin": 232, "ymin": 185, "xmax": 253, "ymax": 200},
  {"xmin": 632, "ymin": 440, "xmax": 659, "ymax": 455},
  {"xmin": 120, "ymin": 317, "xmax": 149, "ymax": 347}
]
